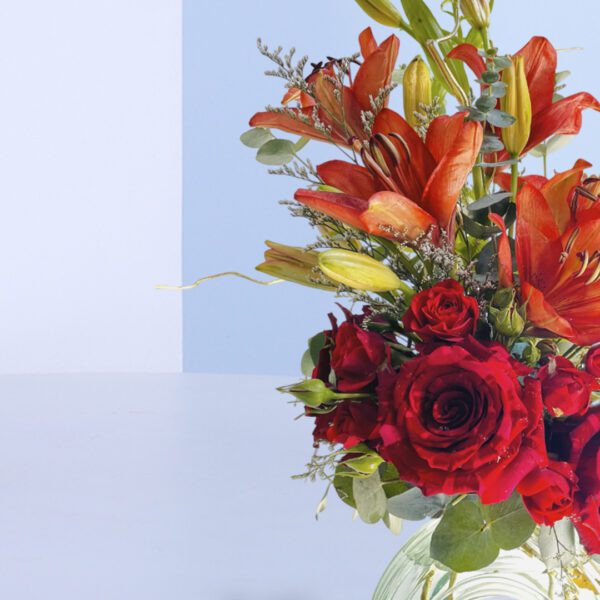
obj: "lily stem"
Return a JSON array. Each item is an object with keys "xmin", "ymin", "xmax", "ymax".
[{"xmin": 509, "ymin": 156, "xmax": 519, "ymax": 237}]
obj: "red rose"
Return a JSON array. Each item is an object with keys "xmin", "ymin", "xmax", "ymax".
[
  {"xmin": 585, "ymin": 346, "xmax": 600, "ymax": 378},
  {"xmin": 330, "ymin": 321, "xmax": 389, "ymax": 392},
  {"xmin": 378, "ymin": 337, "xmax": 547, "ymax": 503},
  {"xmin": 402, "ymin": 279, "xmax": 479, "ymax": 344},
  {"xmin": 312, "ymin": 400, "xmax": 379, "ymax": 448},
  {"xmin": 565, "ymin": 408, "xmax": 600, "ymax": 553},
  {"xmin": 538, "ymin": 356, "xmax": 598, "ymax": 417},
  {"xmin": 517, "ymin": 461, "xmax": 577, "ymax": 525}
]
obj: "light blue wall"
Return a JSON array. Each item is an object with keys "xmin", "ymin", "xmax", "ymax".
[{"xmin": 183, "ymin": 0, "xmax": 600, "ymax": 375}]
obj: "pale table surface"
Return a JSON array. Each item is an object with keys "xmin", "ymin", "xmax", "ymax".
[{"xmin": 0, "ymin": 373, "xmax": 424, "ymax": 600}]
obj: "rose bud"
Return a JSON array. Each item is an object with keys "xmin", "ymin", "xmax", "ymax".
[
  {"xmin": 517, "ymin": 461, "xmax": 577, "ymax": 526},
  {"xmin": 460, "ymin": 0, "xmax": 491, "ymax": 30},
  {"xmin": 256, "ymin": 241, "xmax": 336, "ymax": 290},
  {"xmin": 402, "ymin": 279, "xmax": 479, "ymax": 344},
  {"xmin": 538, "ymin": 356, "xmax": 599, "ymax": 417},
  {"xmin": 318, "ymin": 249, "xmax": 405, "ymax": 293},
  {"xmin": 354, "ymin": 0, "xmax": 404, "ymax": 27},
  {"xmin": 403, "ymin": 56, "xmax": 432, "ymax": 129},
  {"xmin": 489, "ymin": 288, "xmax": 525, "ymax": 337},
  {"xmin": 501, "ymin": 55, "xmax": 532, "ymax": 157},
  {"xmin": 277, "ymin": 378, "xmax": 370, "ymax": 408},
  {"xmin": 585, "ymin": 346, "xmax": 600, "ymax": 377},
  {"xmin": 522, "ymin": 339, "xmax": 542, "ymax": 366}
]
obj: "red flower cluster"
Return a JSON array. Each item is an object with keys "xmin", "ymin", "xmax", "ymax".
[{"xmin": 306, "ymin": 280, "xmax": 600, "ymax": 543}]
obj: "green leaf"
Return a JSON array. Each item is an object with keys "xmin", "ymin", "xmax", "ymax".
[
  {"xmin": 387, "ymin": 487, "xmax": 451, "ymax": 520},
  {"xmin": 468, "ymin": 192, "xmax": 512, "ymax": 212},
  {"xmin": 333, "ymin": 464, "xmax": 356, "ymax": 507},
  {"xmin": 353, "ymin": 469, "xmax": 387, "ymax": 524},
  {"xmin": 493, "ymin": 56, "xmax": 513, "ymax": 70},
  {"xmin": 481, "ymin": 71, "xmax": 500, "ymax": 84},
  {"xmin": 240, "ymin": 127, "xmax": 274, "ymax": 148},
  {"xmin": 430, "ymin": 497, "xmax": 499, "ymax": 572},
  {"xmin": 300, "ymin": 349, "xmax": 314, "ymax": 378},
  {"xmin": 379, "ymin": 462, "xmax": 410, "ymax": 499},
  {"xmin": 475, "ymin": 95, "xmax": 496, "ymax": 112},
  {"xmin": 383, "ymin": 511, "xmax": 403, "ymax": 535},
  {"xmin": 486, "ymin": 109, "xmax": 516, "ymax": 128},
  {"xmin": 530, "ymin": 134, "xmax": 574, "ymax": 157},
  {"xmin": 555, "ymin": 70, "xmax": 571, "ymax": 85},
  {"xmin": 430, "ymin": 493, "xmax": 536, "ymax": 572},
  {"xmin": 256, "ymin": 139, "xmax": 296, "ymax": 165},
  {"xmin": 482, "ymin": 493, "xmax": 536, "ymax": 550},
  {"xmin": 490, "ymin": 81, "xmax": 508, "ymax": 98},
  {"xmin": 481, "ymin": 135, "xmax": 504, "ymax": 153},
  {"xmin": 308, "ymin": 331, "xmax": 327, "ymax": 366},
  {"xmin": 461, "ymin": 213, "xmax": 499, "ymax": 239},
  {"xmin": 475, "ymin": 157, "xmax": 518, "ymax": 168}
]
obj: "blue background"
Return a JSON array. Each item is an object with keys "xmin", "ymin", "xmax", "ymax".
[{"xmin": 183, "ymin": 0, "xmax": 600, "ymax": 375}]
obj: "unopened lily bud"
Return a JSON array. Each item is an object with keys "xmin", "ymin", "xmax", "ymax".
[
  {"xmin": 460, "ymin": 0, "xmax": 491, "ymax": 30},
  {"xmin": 256, "ymin": 241, "xmax": 335, "ymax": 290},
  {"xmin": 489, "ymin": 288, "xmax": 525, "ymax": 337},
  {"xmin": 403, "ymin": 56, "xmax": 432, "ymax": 129},
  {"xmin": 501, "ymin": 55, "xmax": 532, "ymax": 157},
  {"xmin": 318, "ymin": 249, "xmax": 403, "ymax": 293},
  {"xmin": 354, "ymin": 0, "xmax": 404, "ymax": 27}
]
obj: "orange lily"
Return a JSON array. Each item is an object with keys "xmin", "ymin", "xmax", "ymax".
[
  {"xmin": 249, "ymin": 28, "xmax": 399, "ymax": 146},
  {"xmin": 497, "ymin": 161, "xmax": 600, "ymax": 344},
  {"xmin": 448, "ymin": 37, "xmax": 600, "ymax": 160},
  {"xmin": 294, "ymin": 109, "xmax": 482, "ymax": 241}
]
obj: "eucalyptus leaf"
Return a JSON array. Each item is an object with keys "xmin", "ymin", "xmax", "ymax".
[
  {"xmin": 308, "ymin": 331, "xmax": 327, "ymax": 366},
  {"xmin": 486, "ymin": 109, "xmax": 516, "ymax": 128},
  {"xmin": 481, "ymin": 71, "xmax": 500, "ymax": 84},
  {"xmin": 468, "ymin": 192, "xmax": 512, "ymax": 212},
  {"xmin": 475, "ymin": 158, "xmax": 518, "ymax": 168},
  {"xmin": 481, "ymin": 135, "xmax": 504, "ymax": 153},
  {"xmin": 539, "ymin": 519, "xmax": 577, "ymax": 570},
  {"xmin": 430, "ymin": 493, "xmax": 536, "ymax": 572},
  {"xmin": 462, "ymin": 213, "xmax": 500, "ymax": 238},
  {"xmin": 430, "ymin": 497, "xmax": 499, "ymax": 572},
  {"xmin": 476, "ymin": 240, "xmax": 496, "ymax": 275},
  {"xmin": 387, "ymin": 487, "xmax": 451, "ymax": 520},
  {"xmin": 379, "ymin": 462, "xmax": 410, "ymax": 499},
  {"xmin": 383, "ymin": 511, "xmax": 403, "ymax": 536},
  {"xmin": 300, "ymin": 348, "xmax": 314, "ymax": 377},
  {"xmin": 555, "ymin": 70, "xmax": 571, "ymax": 84},
  {"xmin": 256, "ymin": 139, "xmax": 296, "ymax": 165},
  {"xmin": 530, "ymin": 134, "xmax": 575, "ymax": 157},
  {"xmin": 475, "ymin": 95, "xmax": 496, "ymax": 112},
  {"xmin": 493, "ymin": 56, "xmax": 513, "ymax": 70},
  {"xmin": 490, "ymin": 81, "xmax": 508, "ymax": 98},
  {"xmin": 482, "ymin": 493, "xmax": 536, "ymax": 550},
  {"xmin": 333, "ymin": 464, "xmax": 356, "ymax": 507},
  {"xmin": 353, "ymin": 470, "xmax": 387, "ymax": 524},
  {"xmin": 240, "ymin": 127, "xmax": 274, "ymax": 148}
]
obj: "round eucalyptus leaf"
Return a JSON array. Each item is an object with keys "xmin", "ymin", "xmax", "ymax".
[
  {"xmin": 240, "ymin": 127, "xmax": 274, "ymax": 148},
  {"xmin": 486, "ymin": 109, "xmax": 516, "ymax": 128},
  {"xmin": 256, "ymin": 139, "xmax": 296, "ymax": 165},
  {"xmin": 353, "ymin": 470, "xmax": 387, "ymax": 524}
]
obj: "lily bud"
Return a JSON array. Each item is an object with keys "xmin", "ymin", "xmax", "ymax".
[
  {"xmin": 459, "ymin": 0, "xmax": 491, "ymax": 30},
  {"xmin": 489, "ymin": 288, "xmax": 525, "ymax": 337},
  {"xmin": 318, "ymin": 249, "xmax": 402, "ymax": 292},
  {"xmin": 403, "ymin": 56, "xmax": 432, "ymax": 129},
  {"xmin": 501, "ymin": 55, "xmax": 532, "ymax": 157},
  {"xmin": 256, "ymin": 241, "xmax": 335, "ymax": 290},
  {"xmin": 354, "ymin": 0, "xmax": 404, "ymax": 28}
]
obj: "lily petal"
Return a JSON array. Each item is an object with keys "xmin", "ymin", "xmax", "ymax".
[
  {"xmin": 420, "ymin": 119, "xmax": 483, "ymax": 230},
  {"xmin": 526, "ymin": 92, "xmax": 600, "ymax": 154},
  {"xmin": 361, "ymin": 191, "xmax": 437, "ymax": 241},
  {"xmin": 521, "ymin": 281, "xmax": 575, "ymax": 340},
  {"xmin": 516, "ymin": 36, "xmax": 557, "ymax": 116},
  {"xmin": 489, "ymin": 214, "xmax": 513, "ymax": 287},
  {"xmin": 358, "ymin": 27, "xmax": 378, "ymax": 59},
  {"xmin": 294, "ymin": 189, "xmax": 368, "ymax": 231},
  {"xmin": 353, "ymin": 34, "xmax": 400, "ymax": 110},
  {"xmin": 317, "ymin": 160, "xmax": 380, "ymax": 199},
  {"xmin": 447, "ymin": 43, "xmax": 485, "ymax": 78}
]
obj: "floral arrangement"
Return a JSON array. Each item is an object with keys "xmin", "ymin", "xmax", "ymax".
[{"xmin": 239, "ymin": 0, "xmax": 600, "ymax": 596}]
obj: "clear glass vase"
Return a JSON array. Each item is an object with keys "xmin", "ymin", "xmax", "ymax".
[{"xmin": 373, "ymin": 521, "xmax": 600, "ymax": 600}]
